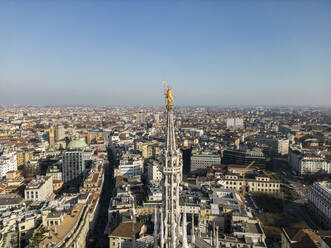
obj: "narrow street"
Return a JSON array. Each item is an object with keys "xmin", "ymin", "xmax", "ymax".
[{"xmin": 87, "ymin": 161, "xmax": 114, "ymax": 248}]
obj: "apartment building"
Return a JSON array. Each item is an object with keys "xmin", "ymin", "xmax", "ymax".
[
  {"xmin": 190, "ymin": 152, "xmax": 221, "ymax": 173},
  {"xmin": 25, "ymin": 176, "xmax": 53, "ymax": 202},
  {"xmin": 0, "ymin": 152, "xmax": 17, "ymax": 177},
  {"xmin": 289, "ymin": 148, "xmax": 330, "ymax": 175},
  {"xmin": 308, "ymin": 181, "xmax": 331, "ymax": 229},
  {"xmin": 223, "ymin": 173, "xmax": 280, "ymax": 194},
  {"xmin": 115, "ymin": 156, "xmax": 143, "ymax": 177},
  {"xmin": 226, "ymin": 118, "xmax": 244, "ymax": 129}
]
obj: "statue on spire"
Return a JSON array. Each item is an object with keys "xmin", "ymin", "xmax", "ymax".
[{"xmin": 165, "ymin": 87, "xmax": 174, "ymax": 110}]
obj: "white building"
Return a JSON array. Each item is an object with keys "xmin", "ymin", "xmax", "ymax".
[
  {"xmin": 147, "ymin": 185, "xmax": 162, "ymax": 202},
  {"xmin": 289, "ymin": 148, "xmax": 330, "ymax": 175},
  {"xmin": 25, "ymin": 176, "xmax": 53, "ymax": 202},
  {"xmin": 0, "ymin": 152, "xmax": 17, "ymax": 177},
  {"xmin": 147, "ymin": 160, "xmax": 163, "ymax": 183},
  {"xmin": 278, "ymin": 139, "xmax": 289, "ymax": 156},
  {"xmin": 249, "ymin": 136, "xmax": 289, "ymax": 156},
  {"xmin": 226, "ymin": 118, "xmax": 244, "ymax": 129},
  {"xmin": 308, "ymin": 181, "xmax": 331, "ymax": 229},
  {"xmin": 190, "ymin": 153, "xmax": 221, "ymax": 173},
  {"xmin": 115, "ymin": 157, "xmax": 143, "ymax": 177}
]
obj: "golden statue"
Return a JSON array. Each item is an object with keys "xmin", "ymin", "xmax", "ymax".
[{"xmin": 165, "ymin": 87, "xmax": 174, "ymax": 110}]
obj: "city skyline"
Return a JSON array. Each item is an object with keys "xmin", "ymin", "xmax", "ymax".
[
  {"xmin": 1, "ymin": 2, "xmax": 331, "ymax": 247},
  {"xmin": 1, "ymin": 1, "xmax": 331, "ymax": 106}
]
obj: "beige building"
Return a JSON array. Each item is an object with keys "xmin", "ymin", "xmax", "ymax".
[
  {"xmin": 16, "ymin": 151, "xmax": 33, "ymax": 166},
  {"xmin": 40, "ymin": 204, "xmax": 89, "ymax": 248},
  {"xmin": 109, "ymin": 222, "xmax": 145, "ymax": 248},
  {"xmin": 6, "ymin": 170, "xmax": 23, "ymax": 180},
  {"xmin": 55, "ymin": 125, "xmax": 65, "ymax": 141},
  {"xmin": 44, "ymin": 211, "xmax": 65, "ymax": 226},
  {"xmin": 222, "ymin": 174, "xmax": 280, "ymax": 194},
  {"xmin": 81, "ymin": 172, "xmax": 102, "ymax": 193},
  {"xmin": 49, "ymin": 126, "xmax": 55, "ymax": 150},
  {"xmin": 142, "ymin": 143, "xmax": 154, "ymax": 159},
  {"xmin": 53, "ymin": 180, "xmax": 63, "ymax": 192}
]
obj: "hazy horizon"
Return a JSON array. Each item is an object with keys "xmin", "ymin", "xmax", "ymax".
[{"xmin": 1, "ymin": 1, "xmax": 331, "ymax": 106}]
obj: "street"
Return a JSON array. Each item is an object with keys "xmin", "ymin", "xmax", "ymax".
[{"xmin": 87, "ymin": 161, "xmax": 114, "ymax": 248}]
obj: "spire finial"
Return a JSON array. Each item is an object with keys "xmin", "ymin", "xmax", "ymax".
[{"xmin": 165, "ymin": 87, "xmax": 174, "ymax": 110}]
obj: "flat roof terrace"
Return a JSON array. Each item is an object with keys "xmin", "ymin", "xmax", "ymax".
[{"xmin": 40, "ymin": 204, "xmax": 84, "ymax": 247}]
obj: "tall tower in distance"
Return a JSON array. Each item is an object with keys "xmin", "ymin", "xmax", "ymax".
[
  {"xmin": 161, "ymin": 86, "xmax": 183, "ymax": 248},
  {"xmin": 49, "ymin": 126, "xmax": 55, "ymax": 150},
  {"xmin": 136, "ymin": 112, "xmax": 145, "ymax": 125},
  {"xmin": 55, "ymin": 125, "xmax": 65, "ymax": 141}
]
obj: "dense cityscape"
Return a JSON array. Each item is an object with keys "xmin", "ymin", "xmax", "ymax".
[
  {"xmin": 2, "ymin": 1, "xmax": 331, "ymax": 247},
  {"xmin": 0, "ymin": 88, "xmax": 330, "ymax": 247}
]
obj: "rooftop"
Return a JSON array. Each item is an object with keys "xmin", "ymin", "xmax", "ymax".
[
  {"xmin": 67, "ymin": 139, "xmax": 87, "ymax": 150},
  {"xmin": 26, "ymin": 176, "xmax": 51, "ymax": 190},
  {"xmin": 109, "ymin": 222, "xmax": 144, "ymax": 238},
  {"xmin": 40, "ymin": 204, "xmax": 84, "ymax": 247}
]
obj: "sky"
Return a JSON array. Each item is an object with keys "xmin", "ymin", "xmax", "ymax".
[{"xmin": 1, "ymin": 0, "xmax": 331, "ymax": 106}]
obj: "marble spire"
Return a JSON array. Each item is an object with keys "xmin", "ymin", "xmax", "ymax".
[
  {"xmin": 191, "ymin": 214, "xmax": 195, "ymax": 248},
  {"xmin": 162, "ymin": 86, "xmax": 183, "ymax": 248},
  {"xmin": 154, "ymin": 208, "xmax": 158, "ymax": 248},
  {"xmin": 182, "ymin": 208, "xmax": 188, "ymax": 248},
  {"xmin": 160, "ymin": 208, "xmax": 164, "ymax": 248}
]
